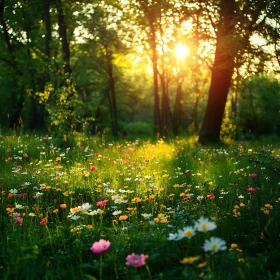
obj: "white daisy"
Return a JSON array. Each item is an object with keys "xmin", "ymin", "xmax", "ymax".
[
  {"xmin": 195, "ymin": 217, "xmax": 217, "ymax": 232},
  {"xmin": 204, "ymin": 237, "xmax": 227, "ymax": 253}
]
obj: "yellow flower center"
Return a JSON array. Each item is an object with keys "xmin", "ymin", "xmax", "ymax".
[
  {"xmin": 211, "ymin": 244, "xmax": 217, "ymax": 249},
  {"xmin": 201, "ymin": 224, "xmax": 207, "ymax": 230},
  {"xmin": 185, "ymin": 230, "xmax": 192, "ymax": 236},
  {"xmin": 133, "ymin": 260, "xmax": 139, "ymax": 264}
]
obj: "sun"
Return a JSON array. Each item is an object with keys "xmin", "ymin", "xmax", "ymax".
[{"xmin": 174, "ymin": 43, "xmax": 189, "ymax": 60}]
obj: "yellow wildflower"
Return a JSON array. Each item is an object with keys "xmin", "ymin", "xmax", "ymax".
[{"xmin": 180, "ymin": 256, "xmax": 201, "ymax": 264}]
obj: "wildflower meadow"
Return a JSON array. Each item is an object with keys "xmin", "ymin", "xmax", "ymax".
[{"xmin": 1, "ymin": 134, "xmax": 280, "ymax": 280}]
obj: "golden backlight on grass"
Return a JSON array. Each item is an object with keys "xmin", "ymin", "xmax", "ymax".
[{"xmin": 174, "ymin": 43, "xmax": 189, "ymax": 60}]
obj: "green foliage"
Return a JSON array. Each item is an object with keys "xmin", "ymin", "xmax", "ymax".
[
  {"xmin": 37, "ymin": 80, "xmax": 81, "ymax": 144},
  {"xmin": 242, "ymin": 148, "xmax": 280, "ymax": 176},
  {"xmin": 123, "ymin": 121, "xmax": 153, "ymax": 137},
  {"xmin": 237, "ymin": 75, "xmax": 280, "ymax": 136}
]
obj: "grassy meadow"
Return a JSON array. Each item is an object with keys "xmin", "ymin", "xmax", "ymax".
[{"xmin": 1, "ymin": 133, "xmax": 280, "ymax": 280}]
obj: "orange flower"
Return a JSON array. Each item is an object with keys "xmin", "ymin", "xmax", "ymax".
[
  {"xmin": 119, "ymin": 215, "xmax": 128, "ymax": 221},
  {"xmin": 70, "ymin": 207, "xmax": 79, "ymax": 214},
  {"xmin": 60, "ymin": 204, "xmax": 67, "ymax": 209},
  {"xmin": 6, "ymin": 207, "xmax": 14, "ymax": 213}
]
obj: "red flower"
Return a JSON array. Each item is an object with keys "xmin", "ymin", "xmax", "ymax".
[
  {"xmin": 207, "ymin": 193, "xmax": 215, "ymax": 199},
  {"xmin": 247, "ymin": 187, "xmax": 255, "ymax": 193},
  {"xmin": 96, "ymin": 200, "xmax": 108, "ymax": 207},
  {"xmin": 40, "ymin": 218, "xmax": 48, "ymax": 226},
  {"xmin": 90, "ymin": 165, "xmax": 97, "ymax": 171}
]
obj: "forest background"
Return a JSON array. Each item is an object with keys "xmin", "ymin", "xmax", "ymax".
[{"xmin": 0, "ymin": 0, "xmax": 280, "ymax": 143}]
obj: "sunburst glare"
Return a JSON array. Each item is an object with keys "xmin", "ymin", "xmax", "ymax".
[{"xmin": 174, "ymin": 43, "xmax": 189, "ymax": 60}]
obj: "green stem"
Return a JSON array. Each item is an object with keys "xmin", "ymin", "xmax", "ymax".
[
  {"xmin": 99, "ymin": 254, "xmax": 103, "ymax": 280},
  {"xmin": 145, "ymin": 264, "xmax": 152, "ymax": 280}
]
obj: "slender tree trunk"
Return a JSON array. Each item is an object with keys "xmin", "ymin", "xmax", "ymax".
[
  {"xmin": 94, "ymin": 87, "xmax": 111, "ymax": 135},
  {"xmin": 150, "ymin": 26, "xmax": 161, "ymax": 136},
  {"xmin": 193, "ymin": 81, "xmax": 200, "ymax": 133},
  {"xmin": 107, "ymin": 55, "xmax": 118, "ymax": 137},
  {"xmin": 198, "ymin": 0, "xmax": 237, "ymax": 143},
  {"xmin": 56, "ymin": 0, "xmax": 71, "ymax": 75},
  {"xmin": 10, "ymin": 86, "xmax": 25, "ymax": 128},
  {"xmin": 160, "ymin": 71, "xmax": 169, "ymax": 137},
  {"xmin": 173, "ymin": 82, "xmax": 182, "ymax": 136},
  {"xmin": 43, "ymin": 0, "xmax": 51, "ymax": 63}
]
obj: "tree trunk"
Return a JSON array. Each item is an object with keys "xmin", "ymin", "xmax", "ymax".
[
  {"xmin": 193, "ymin": 82, "xmax": 199, "ymax": 134},
  {"xmin": 173, "ymin": 82, "xmax": 182, "ymax": 136},
  {"xmin": 56, "ymin": 0, "xmax": 71, "ymax": 75},
  {"xmin": 198, "ymin": 0, "xmax": 237, "ymax": 143},
  {"xmin": 43, "ymin": 0, "xmax": 52, "ymax": 63},
  {"xmin": 105, "ymin": 49, "xmax": 118, "ymax": 137},
  {"xmin": 150, "ymin": 26, "xmax": 161, "ymax": 136},
  {"xmin": 160, "ymin": 71, "xmax": 169, "ymax": 137},
  {"xmin": 93, "ymin": 86, "xmax": 111, "ymax": 135},
  {"xmin": 0, "ymin": 0, "xmax": 25, "ymax": 128},
  {"xmin": 108, "ymin": 63, "xmax": 118, "ymax": 137}
]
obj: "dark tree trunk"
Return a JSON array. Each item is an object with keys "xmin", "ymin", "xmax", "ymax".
[
  {"xmin": 0, "ymin": 0, "xmax": 25, "ymax": 128},
  {"xmin": 56, "ymin": 0, "xmax": 71, "ymax": 75},
  {"xmin": 173, "ymin": 82, "xmax": 182, "ymax": 136},
  {"xmin": 93, "ymin": 86, "xmax": 111, "ymax": 135},
  {"xmin": 10, "ymin": 87, "xmax": 25, "ymax": 128},
  {"xmin": 43, "ymin": 0, "xmax": 52, "ymax": 63},
  {"xmin": 198, "ymin": 0, "xmax": 237, "ymax": 143},
  {"xmin": 107, "ymin": 56, "xmax": 118, "ymax": 137},
  {"xmin": 160, "ymin": 71, "xmax": 169, "ymax": 137},
  {"xmin": 193, "ymin": 82, "xmax": 199, "ymax": 134},
  {"xmin": 150, "ymin": 26, "xmax": 161, "ymax": 136}
]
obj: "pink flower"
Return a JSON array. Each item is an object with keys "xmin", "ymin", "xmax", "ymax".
[
  {"xmin": 247, "ymin": 187, "xmax": 255, "ymax": 193},
  {"xmin": 23, "ymin": 154, "xmax": 29, "ymax": 158},
  {"xmin": 17, "ymin": 166, "xmax": 22, "ymax": 170},
  {"xmin": 90, "ymin": 239, "xmax": 111, "ymax": 254},
  {"xmin": 40, "ymin": 218, "xmax": 48, "ymax": 226},
  {"xmin": 96, "ymin": 200, "xmax": 108, "ymax": 207},
  {"xmin": 14, "ymin": 214, "xmax": 24, "ymax": 226},
  {"xmin": 90, "ymin": 165, "xmax": 97, "ymax": 171},
  {"xmin": 184, "ymin": 170, "xmax": 190, "ymax": 175},
  {"xmin": 250, "ymin": 173, "xmax": 257, "ymax": 179},
  {"xmin": 126, "ymin": 253, "xmax": 149, "ymax": 267}
]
